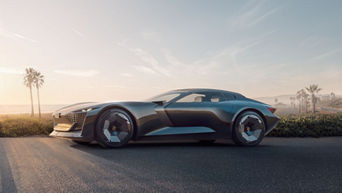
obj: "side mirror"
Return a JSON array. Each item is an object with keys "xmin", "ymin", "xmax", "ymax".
[{"xmin": 152, "ymin": 100, "xmax": 164, "ymax": 106}]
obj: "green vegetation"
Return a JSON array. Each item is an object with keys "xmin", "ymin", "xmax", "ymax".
[
  {"xmin": 0, "ymin": 113, "xmax": 341, "ymax": 138},
  {"xmin": 0, "ymin": 114, "xmax": 53, "ymax": 137},
  {"xmin": 270, "ymin": 113, "xmax": 342, "ymax": 137}
]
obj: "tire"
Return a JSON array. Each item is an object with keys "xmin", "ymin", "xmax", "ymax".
[
  {"xmin": 95, "ymin": 108, "xmax": 134, "ymax": 148},
  {"xmin": 232, "ymin": 111, "xmax": 265, "ymax": 146}
]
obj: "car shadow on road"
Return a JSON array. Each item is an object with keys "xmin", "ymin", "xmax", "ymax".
[
  {"xmin": 68, "ymin": 139, "xmax": 273, "ymax": 165},
  {"xmin": 69, "ymin": 139, "xmax": 264, "ymax": 149},
  {"xmin": 68, "ymin": 138, "xmax": 276, "ymax": 151}
]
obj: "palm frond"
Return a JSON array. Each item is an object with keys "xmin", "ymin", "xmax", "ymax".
[
  {"xmin": 33, "ymin": 70, "xmax": 45, "ymax": 88},
  {"xmin": 23, "ymin": 67, "xmax": 35, "ymax": 88}
]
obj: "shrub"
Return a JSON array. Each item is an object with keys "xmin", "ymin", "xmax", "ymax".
[
  {"xmin": 0, "ymin": 115, "xmax": 53, "ymax": 137},
  {"xmin": 269, "ymin": 113, "xmax": 342, "ymax": 137}
]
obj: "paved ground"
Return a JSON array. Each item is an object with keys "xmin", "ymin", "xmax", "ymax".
[{"xmin": 0, "ymin": 137, "xmax": 342, "ymax": 193}]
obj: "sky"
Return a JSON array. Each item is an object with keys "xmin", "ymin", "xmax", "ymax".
[{"xmin": 0, "ymin": 0, "xmax": 341, "ymax": 105}]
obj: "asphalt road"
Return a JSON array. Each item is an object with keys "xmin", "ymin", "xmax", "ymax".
[{"xmin": 0, "ymin": 137, "xmax": 342, "ymax": 193}]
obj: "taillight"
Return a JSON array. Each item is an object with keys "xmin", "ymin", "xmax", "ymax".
[{"xmin": 267, "ymin": 107, "xmax": 276, "ymax": 113}]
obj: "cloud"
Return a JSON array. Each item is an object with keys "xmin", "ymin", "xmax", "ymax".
[
  {"xmin": 72, "ymin": 28, "xmax": 86, "ymax": 38},
  {"xmin": 120, "ymin": 73, "xmax": 134, "ymax": 77},
  {"xmin": 133, "ymin": 65, "xmax": 156, "ymax": 74},
  {"xmin": 116, "ymin": 30, "xmax": 272, "ymax": 86},
  {"xmin": 141, "ymin": 30, "xmax": 161, "ymax": 43},
  {"xmin": 311, "ymin": 48, "xmax": 342, "ymax": 61},
  {"xmin": 248, "ymin": 8, "xmax": 278, "ymax": 26},
  {"xmin": 117, "ymin": 41, "xmax": 171, "ymax": 76},
  {"xmin": 229, "ymin": 1, "xmax": 278, "ymax": 28},
  {"xmin": 103, "ymin": 84, "xmax": 164, "ymax": 91},
  {"xmin": 104, "ymin": 85, "xmax": 127, "ymax": 89},
  {"xmin": 0, "ymin": 27, "xmax": 38, "ymax": 43},
  {"xmin": 54, "ymin": 70, "xmax": 99, "ymax": 77},
  {"xmin": 298, "ymin": 36, "xmax": 321, "ymax": 48},
  {"xmin": 12, "ymin": 33, "xmax": 38, "ymax": 43},
  {"xmin": 0, "ymin": 66, "xmax": 24, "ymax": 75},
  {"xmin": 163, "ymin": 49, "xmax": 185, "ymax": 67},
  {"xmin": 162, "ymin": 30, "xmax": 271, "ymax": 77},
  {"xmin": 130, "ymin": 48, "xmax": 159, "ymax": 66}
]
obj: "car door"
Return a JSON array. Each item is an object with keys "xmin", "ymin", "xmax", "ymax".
[{"xmin": 164, "ymin": 92, "xmax": 224, "ymax": 128}]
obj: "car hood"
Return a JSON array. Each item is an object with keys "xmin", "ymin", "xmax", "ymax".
[{"xmin": 54, "ymin": 102, "xmax": 102, "ymax": 115}]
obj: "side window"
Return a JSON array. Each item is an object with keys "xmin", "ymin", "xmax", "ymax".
[
  {"xmin": 209, "ymin": 93, "xmax": 226, "ymax": 102},
  {"xmin": 176, "ymin": 92, "xmax": 226, "ymax": 103},
  {"xmin": 223, "ymin": 93, "xmax": 235, "ymax": 101},
  {"xmin": 210, "ymin": 95, "xmax": 221, "ymax": 102},
  {"xmin": 176, "ymin": 94, "xmax": 206, "ymax": 102}
]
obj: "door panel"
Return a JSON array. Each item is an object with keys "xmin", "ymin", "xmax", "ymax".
[
  {"xmin": 164, "ymin": 102, "xmax": 230, "ymax": 136},
  {"xmin": 154, "ymin": 104, "xmax": 174, "ymax": 126},
  {"xmin": 165, "ymin": 102, "xmax": 217, "ymax": 126}
]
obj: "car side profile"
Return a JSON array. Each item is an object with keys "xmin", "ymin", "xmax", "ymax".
[{"xmin": 50, "ymin": 88, "xmax": 280, "ymax": 147}]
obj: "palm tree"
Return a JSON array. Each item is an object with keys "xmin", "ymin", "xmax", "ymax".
[
  {"xmin": 24, "ymin": 68, "xmax": 35, "ymax": 116},
  {"xmin": 303, "ymin": 91, "xmax": 309, "ymax": 113},
  {"xmin": 330, "ymin": 92, "xmax": 336, "ymax": 101},
  {"xmin": 296, "ymin": 89, "xmax": 309, "ymax": 113},
  {"xmin": 33, "ymin": 70, "xmax": 44, "ymax": 118},
  {"xmin": 290, "ymin": 97, "xmax": 296, "ymax": 109},
  {"xmin": 306, "ymin": 84, "xmax": 322, "ymax": 113},
  {"xmin": 296, "ymin": 90, "xmax": 303, "ymax": 113}
]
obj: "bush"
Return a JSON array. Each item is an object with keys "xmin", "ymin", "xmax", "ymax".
[
  {"xmin": 0, "ymin": 115, "xmax": 53, "ymax": 137},
  {"xmin": 269, "ymin": 113, "xmax": 342, "ymax": 137}
]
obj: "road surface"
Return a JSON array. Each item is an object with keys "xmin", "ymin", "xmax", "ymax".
[{"xmin": 0, "ymin": 137, "xmax": 341, "ymax": 193}]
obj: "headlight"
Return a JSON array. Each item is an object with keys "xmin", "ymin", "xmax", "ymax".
[
  {"xmin": 74, "ymin": 107, "xmax": 100, "ymax": 113},
  {"xmin": 81, "ymin": 108, "xmax": 95, "ymax": 112}
]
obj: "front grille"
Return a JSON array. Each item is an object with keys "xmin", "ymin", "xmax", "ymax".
[{"xmin": 54, "ymin": 112, "xmax": 87, "ymax": 131}]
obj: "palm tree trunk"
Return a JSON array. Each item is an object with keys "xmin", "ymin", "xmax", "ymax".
[
  {"xmin": 302, "ymin": 98, "xmax": 304, "ymax": 113},
  {"xmin": 36, "ymin": 84, "xmax": 41, "ymax": 118},
  {"xmin": 298, "ymin": 100, "xmax": 300, "ymax": 113},
  {"xmin": 301, "ymin": 98, "xmax": 303, "ymax": 113},
  {"xmin": 312, "ymin": 94, "xmax": 315, "ymax": 113},
  {"xmin": 305, "ymin": 98, "xmax": 308, "ymax": 113},
  {"xmin": 29, "ymin": 85, "xmax": 34, "ymax": 117}
]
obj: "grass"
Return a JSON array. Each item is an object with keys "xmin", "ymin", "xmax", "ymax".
[
  {"xmin": 0, "ymin": 113, "xmax": 341, "ymax": 137},
  {"xmin": 0, "ymin": 114, "xmax": 53, "ymax": 137}
]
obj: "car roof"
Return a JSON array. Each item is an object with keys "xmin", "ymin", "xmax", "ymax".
[{"xmin": 171, "ymin": 88, "xmax": 244, "ymax": 97}]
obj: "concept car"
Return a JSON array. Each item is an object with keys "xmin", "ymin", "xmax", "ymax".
[{"xmin": 50, "ymin": 88, "xmax": 280, "ymax": 147}]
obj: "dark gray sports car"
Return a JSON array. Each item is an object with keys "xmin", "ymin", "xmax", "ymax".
[{"xmin": 50, "ymin": 88, "xmax": 280, "ymax": 147}]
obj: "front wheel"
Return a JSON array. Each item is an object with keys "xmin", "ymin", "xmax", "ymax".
[
  {"xmin": 232, "ymin": 111, "xmax": 265, "ymax": 146},
  {"xmin": 96, "ymin": 108, "xmax": 134, "ymax": 148}
]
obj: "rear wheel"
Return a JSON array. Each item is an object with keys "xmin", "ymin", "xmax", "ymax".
[
  {"xmin": 96, "ymin": 108, "xmax": 134, "ymax": 148},
  {"xmin": 232, "ymin": 111, "xmax": 265, "ymax": 146}
]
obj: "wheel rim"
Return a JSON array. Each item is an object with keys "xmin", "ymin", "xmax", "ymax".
[
  {"xmin": 238, "ymin": 115, "xmax": 263, "ymax": 143},
  {"xmin": 102, "ymin": 111, "xmax": 132, "ymax": 143}
]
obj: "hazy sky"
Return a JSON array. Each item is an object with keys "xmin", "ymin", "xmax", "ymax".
[{"xmin": 0, "ymin": 0, "xmax": 341, "ymax": 105}]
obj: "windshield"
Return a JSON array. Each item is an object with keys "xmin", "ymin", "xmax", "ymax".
[{"xmin": 148, "ymin": 93, "xmax": 180, "ymax": 102}]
